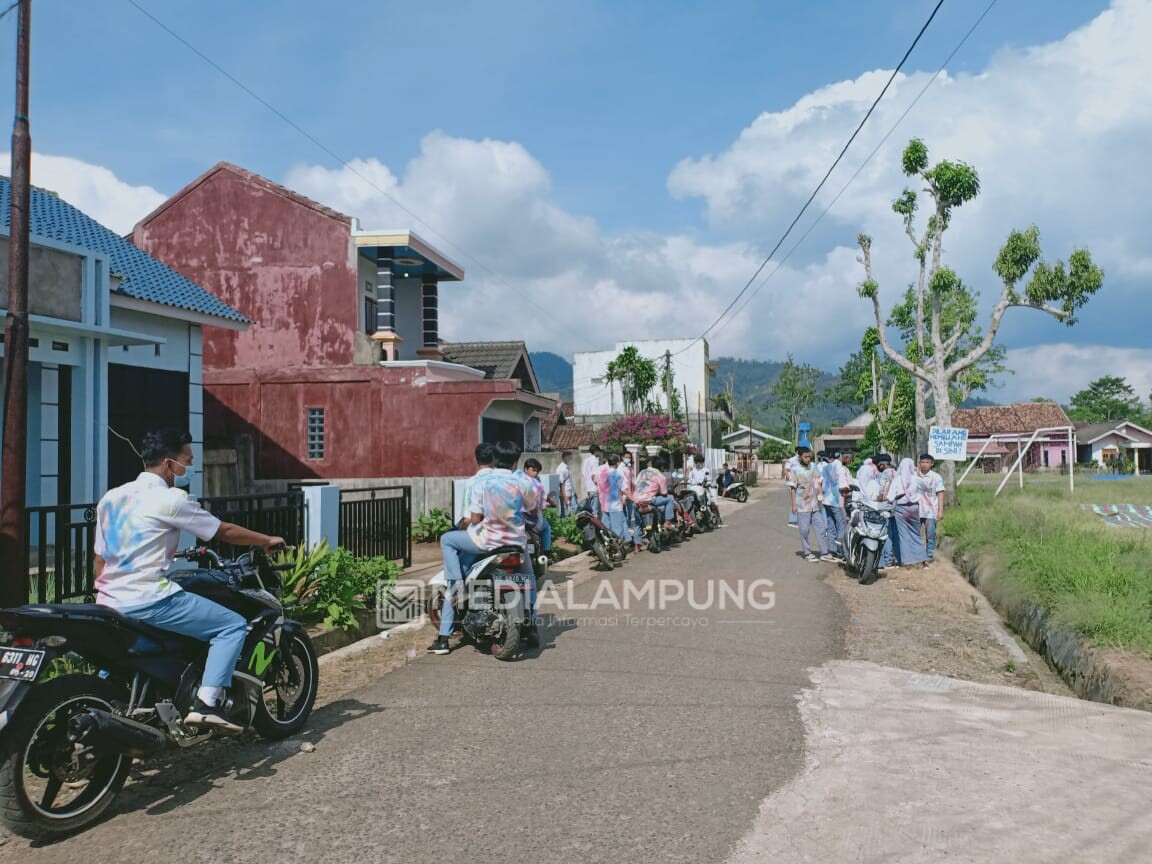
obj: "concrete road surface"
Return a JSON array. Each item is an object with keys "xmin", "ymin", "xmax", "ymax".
[
  {"xmin": 12, "ymin": 492, "xmax": 847, "ymax": 863},
  {"xmin": 10, "ymin": 491, "xmax": 1150, "ymax": 862}
]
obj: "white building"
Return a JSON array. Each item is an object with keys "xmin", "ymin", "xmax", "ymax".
[{"xmin": 572, "ymin": 338, "xmax": 713, "ymax": 440}]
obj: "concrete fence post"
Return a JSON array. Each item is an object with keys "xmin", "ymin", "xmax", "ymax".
[{"xmin": 303, "ymin": 485, "xmax": 341, "ymax": 550}]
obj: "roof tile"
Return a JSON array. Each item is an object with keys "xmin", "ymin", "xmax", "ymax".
[{"xmin": 1, "ymin": 176, "xmax": 246, "ymax": 324}]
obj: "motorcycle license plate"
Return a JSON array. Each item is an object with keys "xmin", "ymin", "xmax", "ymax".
[{"xmin": 0, "ymin": 647, "xmax": 46, "ymax": 682}]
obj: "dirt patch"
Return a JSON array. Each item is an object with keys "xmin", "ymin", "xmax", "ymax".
[
  {"xmin": 1095, "ymin": 649, "xmax": 1152, "ymax": 710},
  {"xmin": 315, "ymin": 621, "xmax": 435, "ymax": 707},
  {"xmin": 825, "ymin": 558, "xmax": 1072, "ymax": 696}
]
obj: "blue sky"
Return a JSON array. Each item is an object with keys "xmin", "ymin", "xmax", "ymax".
[{"xmin": 3, "ymin": 0, "xmax": 1148, "ymax": 402}]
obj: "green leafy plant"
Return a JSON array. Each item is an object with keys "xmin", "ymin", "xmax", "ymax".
[
  {"xmin": 412, "ymin": 508, "xmax": 454, "ymax": 543},
  {"xmin": 274, "ymin": 541, "xmax": 401, "ymax": 630},
  {"xmin": 275, "ymin": 540, "xmax": 330, "ymax": 619},
  {"xmin": 546, "ymin": 509, "xmax": 583, "ymax": 545}
]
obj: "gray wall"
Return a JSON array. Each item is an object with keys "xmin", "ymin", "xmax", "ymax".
[{"xmin": 0, "ymin": 236, "xmax": 83, "ymax": 321}]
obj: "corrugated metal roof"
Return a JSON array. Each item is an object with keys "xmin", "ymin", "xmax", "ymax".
[{"xmin": 1, "ymin": 176, "xmax": 247, "ymax": 324}]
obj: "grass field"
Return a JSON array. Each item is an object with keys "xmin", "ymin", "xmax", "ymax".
[{"xmin": 946, "ymin": 477, "xmax": 1152, "ymax": 654}]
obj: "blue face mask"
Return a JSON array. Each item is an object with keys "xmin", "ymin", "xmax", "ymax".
[{"xmin": 169, "ymin": 458, "xmax": 194, "ymax": 491}]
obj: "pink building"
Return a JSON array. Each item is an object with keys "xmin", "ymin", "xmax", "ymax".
[{"xmin": 132, "ymin": 163, "xmax": 553, "ymax": 479}]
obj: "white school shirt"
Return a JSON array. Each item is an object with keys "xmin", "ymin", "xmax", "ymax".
[
  {"xmin": 94, "ymin": 472, "xmax": 222, "ymax": 610},
  {"xmin": 556, "ymin": 461, "xmax": 574, "ymax": 496},
  {"xmin": 581, "ymin": 454, "xmax": 600, "ymax": 497},
  {"xmin": 910, "ymin": 470, "xmax": 945, "ymax": 519}
]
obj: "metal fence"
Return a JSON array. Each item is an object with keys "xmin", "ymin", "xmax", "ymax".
[
  {"xmin": 339, "ymin": 486, "xmax": 411, "ymax": 566},
  {"xmin": 25, "ymin": 502, "xmax": 99, "ymax": 604},
  {"xmin": 198, "ymin": 490, "xmax": 305, "ymax": 559}
]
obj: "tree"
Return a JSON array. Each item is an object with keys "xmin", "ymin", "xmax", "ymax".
[
  {"xmin": 757, "ymin": 438, "xmax": 793, "ymax": 462},
  {"xmin": 859, "ymin": 139, "xmax": 1104, "ymax": 500},
  {"xmin": 604, "ymin": 346, "xmax": 657, "ymax": 415},
  {"xmin": 1067, "ymin": 376, "xmax": 1142, "ymax": 423},
  {"xmin": 831, "ymin": 327, "xmax": 916, "ymax": 456},
  {"xmin": 768, "ymin": 354, "xmax": 821, "ymax": 444}
]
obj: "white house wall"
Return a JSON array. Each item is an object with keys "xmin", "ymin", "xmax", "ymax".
[{"xmin": 573, "ymin": 339, "xmax": 711, "ymax": 422}]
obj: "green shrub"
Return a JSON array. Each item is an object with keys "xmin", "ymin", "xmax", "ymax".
[
  {"xmin": 275, "ymin": 542, "xmax": 400, "ymax": 631},
  {"xmin": 412, "ymin": 508, "xmax": 454, "ymax": 543},
  {"xmin": 546, "ymin": 508, "xmax": 583, "ymax": 544}
]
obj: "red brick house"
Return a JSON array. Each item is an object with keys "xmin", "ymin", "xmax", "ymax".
[{"xmin": 132, "ymin": 162, "xmax": 553, "ymax": 479}]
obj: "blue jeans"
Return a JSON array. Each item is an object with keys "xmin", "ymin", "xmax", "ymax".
[
  {"xmin": 824, "ymin": 505, "xmax": 847, "ymax": 556},
  {"xmin": 439, "ymin": 529, "xmax": 483, "ymax": 637},
  {"xmin": 922, "ymin": 517, "xmax": 938, "ymax": 560},
  {"xmin": 651, "ymin": 495, "xmax": 675, "ymax": 522},
  {"xmin": 124, "ymin": 591, "xmax": 247, "ymax": 689},
  {"xmin": 540, "ymin": 516, "xmax": 552, "ymax": 553}
]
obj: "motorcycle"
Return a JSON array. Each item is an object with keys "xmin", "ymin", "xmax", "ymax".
[
  {"xmin": 845, "ymin": 486, "xmax": 895, "ymax": 585},
  {"xmin": 680, "ymin": 480, "xmax": 721, "ymax": 532},
  {"xmin": 0, "ymin": 546, "xmax": 318, "ymax": 840},
  {"xmin": 669, "ymin": 481, "xmax": 699, "ymax": 537},
  {"xmin": 721, "ymin": 477, "xmax": 749, "ymax": 503},
  {"xmin": 636, "ymin": 499, "xmax": 678, "ymax": 553},
  {"xmin": 575, "ymin": 494, "xmax": 628, "ymax": 570},
  {"xmin": 427, "ymin": 545, "xmax": 536, "ymax": 659}
]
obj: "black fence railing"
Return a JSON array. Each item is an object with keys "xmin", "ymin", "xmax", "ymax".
[
  {"xmin": 25, "ymin": 503, "xmax": 99, "ymax": 604},
  {"xmin": 339, "ymin": 486, "xmax": 411, "ymax": 566},
  {"xmin": 198, "ymin": 490, "xmax": 305, "ymax": 559}
]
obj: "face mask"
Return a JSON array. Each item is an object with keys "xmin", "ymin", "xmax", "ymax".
[{"xmin": 169, "ymin": 459, "xmax": 193, "ymax": 491}]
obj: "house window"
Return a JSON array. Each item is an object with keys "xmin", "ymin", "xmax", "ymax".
[
  {"xmin": 307, "ymin": 407, "xmax": 325, "ymax": 460},
  {"xmin": 364, "ymin": 290, "xmax": 377, "ymax": 336}
]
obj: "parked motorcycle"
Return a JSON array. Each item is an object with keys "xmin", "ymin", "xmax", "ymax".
[
  {"xmin": 0, "ymin": 546, "xmax": 318, "ymax": 839},
  {"xmin": 845, "ymin": 487, "xmax": 895, "ymax": 585},
  {"xmin": 575, "ymin": 494, "xmax": 628, "ymax": 570},
  {"xmin": 722, "ymin": 478, "xmax": 749, "ymax": 503},
  {"xmin": 636, "ymin": 500, "xmax": 676, "ymax": 553},
  {"xmin": 427, "ymin": 545, "xmax": 535, "ymax": 659}
]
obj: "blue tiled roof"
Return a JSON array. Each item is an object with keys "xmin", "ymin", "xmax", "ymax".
[{"xmin": 1, "ymin": 176, "xmax": 247, "ymax": 324}]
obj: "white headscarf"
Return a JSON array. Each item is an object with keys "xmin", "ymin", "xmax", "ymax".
[
  {"xmin": 856, "ymin": 459, "xmax": 876, "ymax": 486},
  {"xmin": 896, "ymin": 458, "xmax": 915, "ymax": 500}
]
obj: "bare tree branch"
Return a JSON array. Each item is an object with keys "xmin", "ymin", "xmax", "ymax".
[{"xmin": 861, "ymin": 240, "xmax": 932, "ymax": 385}]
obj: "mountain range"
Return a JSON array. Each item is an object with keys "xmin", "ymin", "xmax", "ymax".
[{"xmin": 529, "ymin": 352, "xmax": 861, "ymax": 435}]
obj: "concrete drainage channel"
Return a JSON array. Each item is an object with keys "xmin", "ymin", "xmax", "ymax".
[{"xmin": 945, "ymin": 538, "xmax": 1149, "ymax": 711}]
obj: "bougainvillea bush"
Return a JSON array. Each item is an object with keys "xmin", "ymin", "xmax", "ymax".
[{"xmin": 598, "ymin": 413, "xmax": 692, "ymax": 454}]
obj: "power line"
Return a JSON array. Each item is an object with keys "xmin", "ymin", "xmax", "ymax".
[
  {"xmin": 710, "ymin": 0, "xmax": 1001, "ymax": 339},
  {"xmin": 123, "ymin": 0, "xmax": 600, "ymax": 341},
  {"xmin": 673, "ymin": 0, "xmax": 947, "ymax": 357},
  {"xmin": 0, "ymin": 1, "xmax": 20, "ymax": 23}
]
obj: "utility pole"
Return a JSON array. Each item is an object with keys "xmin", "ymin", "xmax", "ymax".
[
  {"xmin": 664, "ymin": 350, "xmax": 673, "ymax": 423},
  {"xmin": 1, "ymin": 0, "xmax": 32, "ymax": 608}
]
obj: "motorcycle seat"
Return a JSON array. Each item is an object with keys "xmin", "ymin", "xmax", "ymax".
[
  {"xmin": 486, "ymin": 544, "xmax": 525, "ymax": 555},
  {"xmin": 4, "ymin": 602, "xmax": 200, "ymax": 653}
]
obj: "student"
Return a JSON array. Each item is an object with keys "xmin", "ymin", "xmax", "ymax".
[
  {"xmin": 555, "ymin": 450, "xmax": 576, "ymax": 516},
  {"xmin": 887, "ymin": 457, "xmax": 928, "ymax": 567},
  {"xmin": 912, "ymin": 453, "xmax": 946, "ymax": 563},
  {"xmin": 596, "ymin": 452, "xmax": 631, "ymax": 541},
  {"xmin": 581, "ymin": 445, "xmax": 603, "ymax": 514},
  {"xmin": 788, "ymin": 447, "xmax": 833, "ymax": 562}
]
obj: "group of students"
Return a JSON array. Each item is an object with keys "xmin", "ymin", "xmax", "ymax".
[
  {"xmin": 574, "ymin": 443, "xmax": 682, "ymax": 550},
  {"xmin": 786, "ymin": 446, "xmax": 945, "ymax": 571}
]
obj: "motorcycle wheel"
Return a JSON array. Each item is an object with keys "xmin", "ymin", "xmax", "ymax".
[
  {"xmin": 253, "ymin": 630, "xmax": 319, "ymax": 739},
  {"xmin": 858, "ymin": 548, "xmax": 881, "ymax": 585},
  {"xmin": 735, "ymin": 487, "xmax": 748, "ymax": 503},
  {"xmin": 591, "ymin": 537, "xmax": 613, "ymax": 571},
  {"xmin": 0, "ymin": 674, "xmax": 132, "ymax": 840},
  {"xmin": 490, "ymin": 594, "xmax": 524, "ymax": 661},
  {"xmin": 697, "ymin": 508, "xmax": 713, "ymax": 531}
]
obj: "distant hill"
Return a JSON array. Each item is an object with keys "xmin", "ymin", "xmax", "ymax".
[
  {"xmin": 530, "ymin": 351, "xmax": 573, "ymax": 400},
  {"xmin": 712, "ymin": 357, "xmax": 859, "ymax": 435},
  {"xmin": 527, "ymin": 352, "xmax": 859, "ymax": 434}
]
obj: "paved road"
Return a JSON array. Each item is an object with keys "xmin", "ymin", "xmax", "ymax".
[{"xmin": 13, "ymin": 491, "xmax": 848, "ymax": 863}]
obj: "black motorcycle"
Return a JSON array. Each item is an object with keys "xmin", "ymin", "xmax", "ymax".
[
  {"xmin": 0, "ymin": 546, "xmax": 318, "ymax": 839},
  {"xmin": 574, "ymin": 494, "xmax": 628, "ymax": 570}
]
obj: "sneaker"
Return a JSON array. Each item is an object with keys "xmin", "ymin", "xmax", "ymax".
[
  {"xmin": 804, "ymin": 553, "xmax": 819, "ymax": 562},
  {"xmin": 184, "ymin": 699, "xmax": 243, "ymax": 734},
  {"xmin": 819, "ymin": 554, "xmax": 839, "ymax": 563},
  {"xmin": 427, "ymin": 636, "xmax": 451, "ymax": 655}
]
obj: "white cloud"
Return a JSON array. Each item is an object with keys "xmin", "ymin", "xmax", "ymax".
[
  {"xmin": 283, "ymin": 133, "xmax": 875, "ymax": 361},
  {"xmin": 1, "ymin": 152, "xmax": 166, "ymax": 235},
  {"xmin": 998, "ymin": 344, "xmax": 1152, "ymax": 405},
  {"xmin": 11, "ymin": 0, "xmax": 1150, "ymax": 403},
  {"xmin": 668, "ymin": 0, "xmax": 1152, "ymax": 355}
]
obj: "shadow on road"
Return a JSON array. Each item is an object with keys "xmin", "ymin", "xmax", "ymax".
[{"xmin": 28, "ymin": 697, "xmax": 384, "ymax": 848}]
